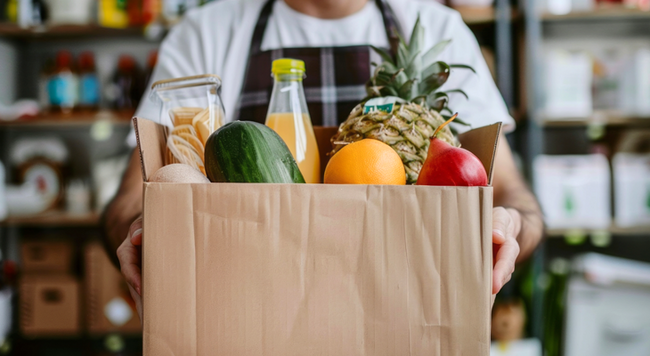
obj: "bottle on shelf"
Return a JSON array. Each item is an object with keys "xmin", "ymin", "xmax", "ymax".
[
  {"xmin": 265, "ymin": 58, "xmax": 320, "ymax": 183},
  {"xmin": 30, "ymin": 0, "xmax": 47, "ymax": 25},
  {"xmin": 98, "ymin": 0, "xmax": 129, "ymax": 29},
  {"xmin": 142, "ymin": 0, "xmax": 162, "ymax": 24},
  {"xmin": 38, "ymin": 59, "xmax": 54, "ymax": 112},
  {"xmin": 47, "ymin": 51, "xmax": 79, "ymax": 115},
  {"xmin": 108, "ymin": 55, "xmax": 142, "ymax": 111},
  {"xmin": 127, "ymin": 0, "xmax": 144, "ymax": 26},
  {"xmin": 78, "ymin": 52, "xmax": 100, "ymax": 111},
  {"xmin": 4, "ymin": 0, "xmax": 18, "ymax": 23}
]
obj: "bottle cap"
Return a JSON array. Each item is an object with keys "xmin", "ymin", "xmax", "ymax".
[
  {"xmin": 118, "ymin": 55, "xmax": 137, "ymax": 71},
  {"xmin": 78, "ymin": 52, "xmax": 95, "ymax": 70},
  {"xmin": 55, "ymin": 51, "xmax": 73, "ymax": 69},
  {"xmin": 272, "ymin": 58, "xmax": 305, "ymax": 76}
]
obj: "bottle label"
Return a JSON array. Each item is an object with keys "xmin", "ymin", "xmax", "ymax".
[
  {"xmin": 363, "ymin": 96, "xmax": 404, "ymax": 114},
  {"xmin": 80, "ymin": 74, "xmax": 100, "ymax": 106},
  {"xmin": 47, "ymin": 74, "xmax": 79, "ymax": 108}
]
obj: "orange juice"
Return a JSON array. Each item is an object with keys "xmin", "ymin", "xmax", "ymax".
[{"xmin": 266, "ymin": 112, "xmax": 320, "ymax": 183}]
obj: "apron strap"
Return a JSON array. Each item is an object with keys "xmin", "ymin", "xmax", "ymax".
[
  {"xmin": 248, "ymin": 0, "xmax": 404, "ymax": 56},
  {"xmin": 249, "ymin": 0, "xmax": 277, "ymax": 56},
  {"xmin": 375, "ymin": 0, "xmax": 403, "ymax": 55}
]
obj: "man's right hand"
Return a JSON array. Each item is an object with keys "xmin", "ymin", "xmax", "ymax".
[{"xmin": 117, "ymin": 216, "xmax": 144, "ymax": 322}]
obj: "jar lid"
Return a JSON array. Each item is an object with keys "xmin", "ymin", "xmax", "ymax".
[
  {"xmin": 272, "ymin": 59, "xmax": 305, "ymax": 75},
  {"xmin": 151, "ymin": 74, "xmax": 221, "ymax": 91}
]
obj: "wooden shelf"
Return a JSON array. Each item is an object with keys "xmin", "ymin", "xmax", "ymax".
[
  {"xmin": 456, "ymin": 6, "xmax": 496, "ymax": 24},
  {"xmin": 0, "ymin": 23, "xmax": 144, "ymax": 39},
  {"xmin": 543, "ymin": 7, "xmax": 650, "ymax": 21},
  {"xmin": 455, "ymin": 6, "xmax": 519, "ymax": 25},
  {"xmin": 547, "ymin": 225, "xmax": 650, "ymax": 237},
  {"xmin": 0, "ymin": 211, "xmax": 100, "ymax": 227},
  {"xmin": 540, "ymin": 112, "xmax": 650, "ymax": 127},
  {"xmin": 0, "ymin": 111, "xmax": 134, "ymax": 128}
]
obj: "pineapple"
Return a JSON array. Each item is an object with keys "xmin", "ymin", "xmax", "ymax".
[{"xmin": 331, "ymin": 18, "xmax": 474, "ymax": 184}]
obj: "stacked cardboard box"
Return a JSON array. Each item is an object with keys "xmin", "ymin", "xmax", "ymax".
[
  {"xmin": 19, "ymin": 240, "xmax": 80, "ymax": 336},
  {"xmin": 19, "ymin": 240, "xmax": 142, "ymax": 337},
  {"xmin": 85, "ymin": 242, "xmax": 141, "ymax": 334}
]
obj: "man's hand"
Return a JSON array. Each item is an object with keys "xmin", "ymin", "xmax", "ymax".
[
  {"xmin": 117, "ymin": 216, "xmax": 144, "ymax": 321},
  {"xmin": 492, "ymin": 207, "xmax": 521, "ymax": 294},
  {"xmin": 490, "ymin": 132, "xmax": 544, "ymax": 297}
]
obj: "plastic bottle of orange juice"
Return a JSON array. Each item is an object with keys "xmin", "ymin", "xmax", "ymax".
[{"xmin": 266, "ymin": 59, "xmax": 320, "ymax": 183}]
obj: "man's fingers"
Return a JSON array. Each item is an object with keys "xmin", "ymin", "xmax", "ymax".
[
  {"xmin": 127, "ymin": 283, "xmax": 143, "ymax": 326},
  {"xmin": 130, "ymin": 216, "xmax": 143, "ymax": 246},
  {"xmin": 492, "ymin": 238, "xmax": 520, "ymax": 294},
  {"xmin": 492, "ymin": 207, "xmax": 511, "ymax": 244},
  {"xmin": 117, "ymin": 239, "xmax": 142, "ymax": 296}
]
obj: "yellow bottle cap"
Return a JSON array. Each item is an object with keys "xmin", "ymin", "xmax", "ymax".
[{"xmin": 272, "ymin": 58, "xmax": 305, "ymax": 75}]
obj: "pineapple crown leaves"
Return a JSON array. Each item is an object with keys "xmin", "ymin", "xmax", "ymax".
[{"xmin": 366, "ymin": 17, "xmax": 475, "ymax": 123}]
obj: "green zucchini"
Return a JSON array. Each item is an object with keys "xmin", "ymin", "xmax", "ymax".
[{"xmin": 204, "ymin": 121, "xmax": 305, "ymax": 184}]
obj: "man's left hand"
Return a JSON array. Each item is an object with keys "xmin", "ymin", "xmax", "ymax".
[{"xmin": 492, "ymin": 207, "xmax": 522, "ymax": 294}]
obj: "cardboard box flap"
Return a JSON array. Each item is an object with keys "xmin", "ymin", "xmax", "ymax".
[
  {"xmin": 133, "ymin": 117, "xmax": 168, "ymax": 182},
  {"xmin": 458, "ymin": 122, "xmax": 502, "ymax": 186}
]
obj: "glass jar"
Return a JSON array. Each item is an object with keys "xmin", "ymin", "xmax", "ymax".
[{"xmin": 150, "ymin": 74, "xmax": 225, "ymax": 173}]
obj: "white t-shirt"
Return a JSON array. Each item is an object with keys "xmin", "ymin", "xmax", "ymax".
[{"xmin": 129, "ymin": 0, "xmax": 514, "ymax": 147}]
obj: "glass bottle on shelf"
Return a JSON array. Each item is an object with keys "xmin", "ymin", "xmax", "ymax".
[
  {"xmin": 265, "ymin": 58, "xmax": 320, "ymax": 183},
  {"xmin": 110, "ymin": 55, "xmax": 142, "ymax": 111},
  {"xmin": 47, "ymin": 51, "xmax": 79, "ymax": 115},
  {"xmin": 78, "ymin": 51, "xmax": 100, "ymax": 111}
]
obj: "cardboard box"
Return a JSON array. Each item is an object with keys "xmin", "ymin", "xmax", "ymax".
[
  {"xmin": 134, "ymin": 117, "xmax": 500, "ymax": 356},
  {"xmin": 21, "ymin": 240, "xmax": 73, "ymax": 274},
  {"xmin": 85, "ymin": 242, "xmax": 142, "ymax": 335},
  {"xmin": 19, "ymin": 274, "xmax": 80, "ymax": 336}
]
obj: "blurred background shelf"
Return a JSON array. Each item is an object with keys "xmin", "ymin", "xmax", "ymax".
[
  {"xmin": 455, "ymin": 6, "xmax": 519, "ymax": 25},
  {"xmin": 546, "ymin": 225, "xmax": 650, "ymax": 237},
  {"xmin": 456, "ymin": 6, "xmax": 496, "ymax": 24},
  {"xmin": 539, "ymin": 113, "xmax": 650, "ymax": 127},
  {"xmin": 0, "ymin": 111, "xmax": 134, "ymax": 128},
  {"xmin": 0, "ymin": 23, "xmax": 144, "ymax": 39},
  {"xmin": 0, "ymin": 211, "xmax": 100, "ymax": 227},
  {"xmin": 542, "ymin": 7, "xmax": 650, "ymax": 21}
]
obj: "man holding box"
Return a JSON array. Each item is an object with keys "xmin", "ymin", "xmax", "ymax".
[{"xmin": 105, "ymin": 0, "xmax": 544, "ymax": 319}]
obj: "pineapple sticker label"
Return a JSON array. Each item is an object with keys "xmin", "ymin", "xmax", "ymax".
[{"xmin": 363, "ymin": 97, "xmax": 405, "ymax": 114}]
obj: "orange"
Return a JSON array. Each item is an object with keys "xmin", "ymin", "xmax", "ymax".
[{"xmin": 324, "ymin": 139, "xmax": 406, "ymax": 185}]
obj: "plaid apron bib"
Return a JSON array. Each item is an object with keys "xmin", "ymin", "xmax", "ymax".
[{"xmin": 234, "ymin": 0, "xmax": 403, "ymax": 126}]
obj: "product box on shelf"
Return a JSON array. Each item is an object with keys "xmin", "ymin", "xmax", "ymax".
[
  {"xmin": 19, "ymin": 274, "xmax": 80, "ymax": 336},
  {"xmin": 85, "ymin": 242, "xmax": 141, "ymax": 335},
  {"xmin": 134, "ymin": 117, "xmax": 501, "ymax": 356},
  {"xmin": 20, "ymin": 240, "xmax": 74, "ymax": 274},
  {"xmin": 543, "ymin": 49, "xmax": 593, "ymax": 119},
  {"xmin": 613, "ymin": 153, "xmax": 650, "ymax": 228},
  {"xmin": 533, "ymin": 154, "xmax": 611, "ymax": 230}
]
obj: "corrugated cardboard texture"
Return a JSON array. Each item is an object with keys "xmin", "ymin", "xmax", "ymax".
[
  {"xmin": 143, "ymin": 184, "xmax": 492, "ymax": 355},
  {"xmin": 21, "ymin": 240, "xmax": 73, "ymax": 273},
  {"xmin": 85, "ymin": 242, "xmax": 142, "ymax": 335},
  {"xmin": 19, "ymin": 274, "xmax": 80, "ymax": 336}
]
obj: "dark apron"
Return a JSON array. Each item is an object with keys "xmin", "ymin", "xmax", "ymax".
[{"xmin": 234, "ymin": 0, "xmax": 403, "ymax": 126}]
